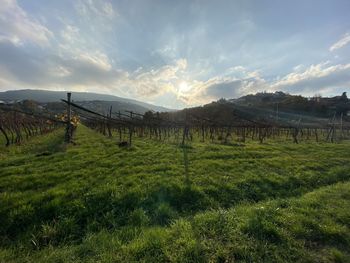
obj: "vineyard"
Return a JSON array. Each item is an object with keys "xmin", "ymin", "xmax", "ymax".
[
  {"xmin": 0, "ymin": 93, "xmax": 350, "ymax": 262},
  {"xmin": 60, "ymin": 93, "xmax": 350, "ymax": 147},
  {"xmin": 0, "ymin": 108, "xmax": 64, "ymax": 147},
  {"xmin": 1, "ymin": 93, "xmax": 349, "ymax": 147}
]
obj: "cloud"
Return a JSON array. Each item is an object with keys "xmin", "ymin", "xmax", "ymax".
[
  {"xmin": 0, "ymin": 40, "xmax": 51, "ymax": 86},
  {"xmin": 58, "ymin": 24, "xmax": 113, "ymax": 72},
  {"xmin": 124, "ymin": 59, "xmax": 188, "ymax": 97},
  {"xmin": 60, "ymin": 25, "xmax": 80, "ymax": 43},
  {"xmin": 271, "ymin": 62, "xmax": 350, "ymax": 95},
  {"xmin": 74, "ymin": 51, "xmax": 112, "ymax": 71},
  {"xmin": 0, "ymin": 39, "xmax": 122, "ymax": 89},
  {"xmin": 201, "ymin": 79, "xmax": 243, "ymax": 98},
  {"xmin": 75, "ymin": 0, "xmax": 116, "ymax": 20},
  {"xmin": 330, "ymin": 33, "xmax": 350, "ymax": 52},
  {"xmin": 1, "ymin": 31, "xmax": 348, "ymax": 106},
  {"xmin": 176, "ymin": 61, "xmax": 350, "ymax": 105},
  {"xmin": 173, "ymin": 65, "xmax": 269, "ymax": 105},
  {"xmin": 0, "ymin": 38, "xmax": 186, "ymax": 100},
  {"xmin": 0, "ymin": 0, "xmax": 53, "ymax": 46}
]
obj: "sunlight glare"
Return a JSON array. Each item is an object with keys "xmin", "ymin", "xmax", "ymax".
[{"xmin": 179, "ymin": 81, "xmax": 191, "ymax": 93}]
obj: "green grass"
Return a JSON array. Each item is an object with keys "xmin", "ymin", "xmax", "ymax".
[{"xmin": 0, "ymin": 126, "xmax": 349, "ymax": 262}]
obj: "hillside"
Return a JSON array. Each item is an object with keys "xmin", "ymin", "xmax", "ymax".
[
  {"xmin": 0, "ymin": 126, "xmax": 349, "ymax": 262},
  {"xmin": 231, "ymin": 91, "xmax": 350, "ymax": 117},
  {"xmin": 151, "ymin": 92, "xmax": 350, "ymax": 130},
  {"xmin": 2, "ymin": 90, "xmax": 349, "ymax": 120},
  {"xmin": 0, "ymin": 89, "xmax": 171, "ymax": 113}
]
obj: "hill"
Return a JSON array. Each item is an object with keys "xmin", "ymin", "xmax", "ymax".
[
  {"xmin": 0, "ymin": 89, "xmax": 171, "ymax": 113},
  {"xmin": 231, "ymin": 91, "xmax": 350, "ymax": 117},
  {"xmin": 152, "ymin": 92, "xmax": 350, "ymax": 130},
  {"xmin": 0, "ymin": 126, "xmax": 349, "ymax": 262}
]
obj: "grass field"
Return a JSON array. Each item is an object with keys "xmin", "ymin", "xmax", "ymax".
[{"xmin": 0, "ymin": 126, "xmax": 349, "ymax": 262}]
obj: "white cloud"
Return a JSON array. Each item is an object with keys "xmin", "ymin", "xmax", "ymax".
[
  {"xmin": 75, "ymin": 0, "xmax": 116, "ymax": 19},
  {"xmin": 59, "ymin": 24, "xmax": 112, "ymax": 71},
  {"xmin": 1, "ymin": 24, "xmax": 349, "ymax": 108},
  {"xmin": 330, "ymin": 33, "xmax": 350, "ymax": 52},
  {"xmin": 122, "ymin": 59, "xmax": 188, "ymax": 98},
  {"xmin": 75, "ymin": 51, "xmax": 112, "ymax": 71},
  {"xmin": 293, "ymin": 64, "xmax": 305, "ymax": 72},
  {"xmin": 49, "ymin": 66, "xmax": 71, "ymax": 78},
  {"xmin": 0, "ymin": 0, "xmax": 53, "ymax": 46},
  {"xmin": 0, "ymin": 38, "xmax": 187, "ymax": 100},
  {"xmin": 272, "ymin": 62, "xmax": 350, "ymax": 92},
  {"xmin": 175, "ymin": 61, "xmax": 350, "ymax": 105},
  {"xmin": 60, "ymin": 25, "xmax": 80, "ymax": 43}
]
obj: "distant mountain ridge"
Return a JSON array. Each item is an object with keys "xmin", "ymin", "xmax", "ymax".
[{"xmin": 0, "ymin": 89, "xmax": 171, "ymax": 113}]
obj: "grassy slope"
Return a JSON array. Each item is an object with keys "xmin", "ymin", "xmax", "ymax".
[{"xmin": 0, "ymin": 126, "xmax": 349, "ymax": 262}]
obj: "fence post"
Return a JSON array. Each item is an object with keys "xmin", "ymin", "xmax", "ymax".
[
  {"xmin": 107, "ymin": 106, "xmax": 113, "ymax": 137},
  {"xmin": 129, "ymin": 111, "xmax": 133, "ymax": 146},
  {"xmin": 340, "ymin": 112, "xmax": 343, "ymax": 140},
  {"xmin": 65, "ymin": 92, "xmax": 72, "ymax": 143},
  {"xmin": 182, "ymin": 111, "xmax": 187, "ymax": 146}
]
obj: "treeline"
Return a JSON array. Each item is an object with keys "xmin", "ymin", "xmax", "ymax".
[
  {"xmin": 232, "ymin": 91, "xmax": 350, "ymax": 117},
  {"xmin": 145, "ymin": 92, "xmax": 350, "ymax": 129}
]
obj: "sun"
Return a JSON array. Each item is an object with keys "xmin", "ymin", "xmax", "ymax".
[{"xmin": 179, "ymin": 81, "xmax": 191, "ymax": 93}]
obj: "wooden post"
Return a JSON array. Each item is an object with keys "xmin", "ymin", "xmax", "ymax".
[
  {"xmin": 117, "ymin": 111, "xmax": 122, "ymax": 141},
  {"xmin": 340, "ymin": 112, "xmax": 343, "ymax": 140},
  {"xmin": 201, "ymin": 123, "xmax": 205, "ymax": 142},
  {"xmin": 107, "ymin": 106, "xmax": 112, "ymax": 137},
  {"xmin": 182, "ymin": 112, "xmax": 187, "ymax": 146},
  {"xmin": 129, "ymin": 111, "xmax": 133, "ymax": 146},
  {"xmin": 326, "ymin": 113, "xmax": 336, "ymax": 142},
  {"xmin": 65, "ymin": 92, "xmax": 72, "ymax": 143}
]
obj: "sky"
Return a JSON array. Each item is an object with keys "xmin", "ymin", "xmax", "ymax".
[{"xmin": 0, "ymin": 0, "xmax": 349, "ymax": 109}]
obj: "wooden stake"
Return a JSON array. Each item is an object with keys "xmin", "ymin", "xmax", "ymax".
[{"xmin": 65, "ymin": 92, "xmax": 72, "ymax": 143}]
